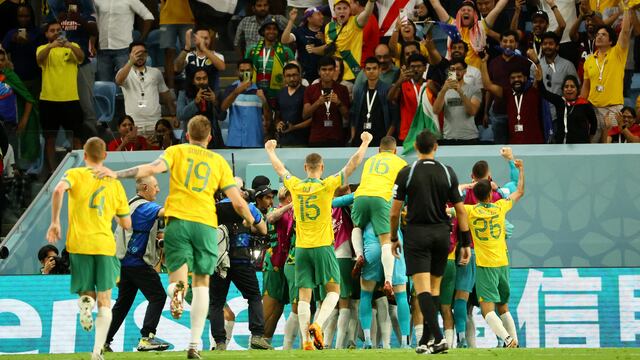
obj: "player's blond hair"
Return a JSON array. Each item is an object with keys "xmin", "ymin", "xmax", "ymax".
[
  {"xmin": 187, "ymin": 115, "xmax": 211, "ymax": 142},
  {"xmin": 84, "ymin": 137, "xmax": 106, "ymax": 163},
  {"xmin": 305, "ymin": 153, "xmax": 323, "ymax": 170}
]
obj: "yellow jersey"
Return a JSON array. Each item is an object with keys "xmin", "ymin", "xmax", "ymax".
[
  {"xmin": 355, "ymin": 151, "xmax": 407, "ymax": 201},
  {"xmin": 583, "ymin": 44, "xmax": 627, "ymax": 107},
  {"xmin": 37, "ymin": 42, "xmax": 81, "ymax": 102},
  {"xmin": 62, "ymin": 167, "xmax": 130, "ymax": 256},
  {"xmin": 160, "ymin": 144, "xmax": 236, "ymax": 228},
  {"xmin": 589, "ymin": 0, "xmax": 618, "ymax": 12},
  {"xmin": 464, "ymin": 199, "xmax": 513, "ymax": 267},
  {"xmin": 284, "ymin": 171, "xmax": 344, "ymax": 248},
  {"xmin": 325, "ymin": 16, "xmax": 363, "ymax": 81},
  {"xmin": 447, "ymin": 18, "xmax": 488, "ymax": 69}
]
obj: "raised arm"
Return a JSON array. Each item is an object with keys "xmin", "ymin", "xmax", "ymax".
[
  {"xmin": 267, "ymin": 203, "xmax": 293, "ymax": 224},
  {"xmin": 174, "ymin": 29, "xmax": 192, "ymax": 73},
  {"xmin": 546, "ymin": 0, "xmax": 566, "ymax": 37},
  {"xmin": 264, "ymin": 139, "xmax": 289, "ymax": 177},
  {"xmin": 510, "ymin": 0, "xmax": 523, "ymax": 31},
  {"xmin": 341, "ymin": 132, "xmax": 373, "ymax": 179},
  {"xmin": 281, "ymin": 8, "xmax": 297, "ymax": 45},
  {"xmin": 618, "ymin": 2, "xmax": 633, "ymax": 50},
  {"xmin": 480, "ymin": 55, "xmax": 502, "ymax": 97},
  {"xmin": 429, "ymin": 0, "xmax": 452, "ymax": 22},
  {"xmin": 569, "ymin": 14, "xmax": 584, "ymax": 42},
  {"xmin": 508, "ymin": 159, "xmax": 525, "ymax": 203},
  {"xmin": 356, "ymin": 0, "xmax": 376, "ymax": 28},
  {"xmin": 485, "ymin": 0, "xmax": 510, "ymax": 28}
]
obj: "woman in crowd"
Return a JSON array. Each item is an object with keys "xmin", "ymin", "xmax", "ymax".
[
  {"xmin": 148, "ymin": 118, "xmax": 180, "ymax": 150},
  {"xmin": 107, "ymin": 115, "xmax": 149, "ymax": 151}
]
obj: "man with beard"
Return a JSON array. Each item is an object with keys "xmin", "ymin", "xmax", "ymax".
[
  {"xmin": 246, "ymin": 18, "xmax": 295, "ymax": 109},
  {"xmin": 275, "ymin": 63, "xmax": 309, "ymax": 146},
  {"xmin": 429, "ymin": 39, "xmax": 482, "ymax": 89},
  {"xmin": 175, "ymin": 26, "xmax": 225, "ymax": 92},
  {"xmin": 485, "ymin": 30, "xmax": 534, "ymax": 144},
  {"xmin": 388, "ymin": 54, "xmax": 428, "ymax": 143},
  {"xmin": 511, "ymin": 2, "xmax": 566, "ymax": 60},
  {"xmin": 481, "ymin": 49, "xmax": 545, "ymax": 144},
  {"xmin": 281, "ymin": 7, "xmax": 326, "ymax": 83},
  {"xmin": 235, "ymin": 0, "xmax": 287, "ymax": 56},
  {"xmin": 354, "ymin": 44, "xmax": 400, "ymax": 92},
  {"xmin": 569, "ymin": 10, "xmax": 602, "ymax": 79}
]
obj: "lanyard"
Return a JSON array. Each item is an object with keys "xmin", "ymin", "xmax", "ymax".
[
  {"xmin": 587, "ymin": 39, "xmax": 594, "ymax": 54},
  {"xmin": 262, "ymin": 47, "xmax": 272, "ymax": 74},
  {"xmin": 324, "ymin": 89, "xmax": 333, "ymax": 119},
  {"xmin": 136, "ymin": 68, "xmax": 146, "ymax": 98},
  {"xmin": 365, "ymin": 90, "xmax": 378, "ymax": 120},
  {"xmin": 548, "ymin": 62, "xmax": 556, "ymax": 73},
  {"xmin": 533, "ymin": 40, "xmax": 541, "ymax": 59},
  {"xmin": 513, "ymin": 92, "xmax": 523, "ymax": 122},
  {"xmin": 595, "ymin": 54, "xmax": 606, "ymax": 82},
  {"xmin": 410, "ymin": 79, "xmax": 423, "ymax": 101},
  {"xmin": 563, "ymin": 102, "xmax": 572, "ymax": 143}
]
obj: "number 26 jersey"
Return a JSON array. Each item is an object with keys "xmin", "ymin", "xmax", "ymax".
[{"xmin": 464, "ymin": 199, "xmax": 513, "ymax": 267}]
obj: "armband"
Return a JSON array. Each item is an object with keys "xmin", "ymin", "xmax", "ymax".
[
  {"xmin": 459, "ymin": 230, "xmax": 472, "ymax": 247},
  {"xmin": 253, "ymin": 217, "xmax": 262, "ymax": 225}
]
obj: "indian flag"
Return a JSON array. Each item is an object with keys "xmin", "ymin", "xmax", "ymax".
[{"xmin": 402, "ymin": 86, "xmax": 440, "ymax": 155}]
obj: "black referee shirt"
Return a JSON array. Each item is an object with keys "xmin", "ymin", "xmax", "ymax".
[{"xmin": 393, "ymin": 159, "xmax": 462, "ymax": 225}]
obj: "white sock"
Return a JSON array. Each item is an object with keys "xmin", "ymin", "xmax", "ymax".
[
  {"xmin": 283, "ymin": 313, "xmax": 299, "ymax": 350},
  {"xmin": 323, "ymin": 308, "xmax": 339, "ymax": 348},
  {"xmin": 93, "ymin": 307, "xmax": 112, "ymax": 354},
  {"xmin": 500, "ymin": 312, "xmax": 518, "ymax": 342},
  {"xmin": 389, "ymin": 304, "xmax": 402, "ymax": 345},
  {"xmin": 352, "ymin": 228, "xmax": 364, "ymax": 258},
  {"xmin": 466, "ymin": 312, "xmax": 476, "ymax": 348},
  {"xmin": 224, "ymin": 320, "xmax": 235, "ymax": 344},
  {"xmin": 375, "ymin": 297, "xmax": 391, "ymax": 349},
  {"xmin": 167, "ymin": 282, "xmax": 176, "ymax": 298},
  {"xmin": 414, "ymin": 324, "xmax": 423, "ymax": 346},
  {"xmin": 315, "ymin": 292, "xmax": 340, "ymax": 327},
  {"xmin": 189, "ymin": 287, "xmax": 209, "ymax": 350},
  {"xmin": 371, "ymin": 308, "xmax": 378, "ymax": 346},
  {"xmin": 298, "ymin": 301, "xmax": 311, "ymax": 343},
  {"xmin": 380, "ymin": 243, "xmax": 394, "ymax": 283},
  {"xmin": 484, "ymin": 312, "xmax": 510, "ymax": 341},
  {"xmin": 335, "ymin": 308, "xmax": 351, "ymax": 349},
  {"xmin": 444, "ymin": 329, "xmax": 455, "ymax": 349}
]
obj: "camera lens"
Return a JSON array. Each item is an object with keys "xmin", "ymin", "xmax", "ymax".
[
  {"xmin": 157, "ymin": 239, "xmax": 164, "ymax": 248},
  {"xmin": 0, "ymin": 246, "xmax": 8, "ymax": 259}
]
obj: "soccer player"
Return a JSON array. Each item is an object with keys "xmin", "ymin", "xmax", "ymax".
[
  {"xmin": 46, "ymin": 137, "xmax": 132, "ymax": 360},
  {"xmin": 351, "ymin": 136, "xmax": 407, "ymax": 295},
  {"xmin": 264, "ymin": 132, "xmax": 373, "ymax": 350},
  {"xmin": 95, "ymin": 115, "xmax": 259, "ymax": 359},
  {"xmin": 464, "ymin": 159, "xmax": 525, "ymax": 348}
]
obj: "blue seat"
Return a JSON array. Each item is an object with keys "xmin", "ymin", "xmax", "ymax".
[{"xmin": 93, "ymin": 81, "xmax": 117, "ymax": 124}]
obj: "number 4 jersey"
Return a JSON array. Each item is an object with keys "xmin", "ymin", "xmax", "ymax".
[
  {"xmin": 464, "ymin": 199, "xmax": 513, "ymax": 267},
  {"xmin": 355, "ymin": 151, "xmax": 407, "ymax": 201},
  {"xmin": 284, "ymin": 171, "xmax": 344, "ymax": 249},
  {"xmin": 160, "ymin": 144, "xmax": 236, "ymax": 228},
  {"xmin": 62, "ymin": 167, "xmax": 130, "ymax": 256}
]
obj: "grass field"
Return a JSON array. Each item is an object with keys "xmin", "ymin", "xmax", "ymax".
[{"xmin": 5, "ymin": 348, "xmax": 640, "ymax": 360}]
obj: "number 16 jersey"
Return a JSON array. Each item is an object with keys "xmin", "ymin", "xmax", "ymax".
[
  {"xmin": 355, "ymin": 151, "xmax": 407, "ymax": 201},
  {"xmin": 464, "ymin": 199, "xmax": 513, "ymax": 267},
  {"xmin": 160, "ymin": 144, "xmax": 236, "ymax": 228}
]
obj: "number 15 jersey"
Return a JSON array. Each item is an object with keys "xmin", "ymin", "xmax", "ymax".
[
  {"xmin": 160, "ymin": 144, "xmax": 236, "ymax": 228},
  {"xmin": 464, "ymin": 199, "xmax": 513, "ymax": 267},
  {"xmin": 284, "ymin": 171, "xmax": 343, "ymax": 248}
]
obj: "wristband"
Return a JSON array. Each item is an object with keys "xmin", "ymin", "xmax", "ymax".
[
  {"xmin": 390, "ymin": 236, "xmax": 399, "ymax": 243},
  {"xmin": 183, "ymin": 47, "xmax": 190, "ymax": 52},
  {"xmin": 551, "ymin": 5, "xmax": 558, "ymax": 10},
  {"xmin": 459, "ymin": 230, "xmax": 472, "ymax": 247},
  {"xmin": 253, "ymin": 217, "xmax": 262, "ymax": 225}
]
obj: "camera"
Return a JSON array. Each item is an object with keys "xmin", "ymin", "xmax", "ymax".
[
  {"xmin": 49, "ymin": 252, "xmax": 70, "ymax": 274},
  {"xmin": 249, "ymin": 234, "xmax": 271, "ymax": 269}
]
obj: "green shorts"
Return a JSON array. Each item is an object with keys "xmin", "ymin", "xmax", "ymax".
[
  {"xmin": 263, "ymin": 267, "xmax": 289, "ymax": 304},
  {"xmin": 295, "ymin": 246, "xmax": 340, "ymax": 290},
  {"xmin": 338, "ymin": 258, "xmax": 355, "ymax": 299},
  {"xmin": 352, "ymin": 196, "xmax": 391, "ymax": 235},
  {"xmin": 439, "ymin": 259, "xmax": 457, "ymax": 305},
  {"xmin": 284, "ymin": 262, "xmax": 298, "ymax": 304},
  {"xmin": 164, "ymin": 218, "xmax": 218, "ymax": 275},
  {"xmin": 476, "ymin": 265, "xmax": 510, "ymax": 304},
  {"xmin": 69, "ymin": 254, "xmax": 120, "ymax": 294}
]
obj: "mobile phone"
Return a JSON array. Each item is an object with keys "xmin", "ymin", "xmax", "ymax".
[
  {"xmin": 399, "ymin": 8, "xmax": 407, "ymax": 20},
  {"xmin": 448, "ymin": 71, "xmax": 456, "ymax": 81},
  {"xmin": 18, "ymin": 28, "xmax": 26, "ymax": 39},
  {"xmin": 68, "ymin": 4, "xmax": 77, "ymax": 12},
  {"xmin": 242, "ymin": 71, "xmax": 251, "ymax": 82},
  {"xmin": 58, "ymin": 31, "xmax": 67, "ymax": 40}
]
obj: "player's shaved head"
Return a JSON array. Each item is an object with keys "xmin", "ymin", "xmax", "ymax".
[
  {"xmin": 472, "ymin": 179, "xmax": 493, "ymax": 202},
  {"xmin": 472, "ymin": 160, "xmax": 489, "ymax": 179},
  {"xmin": 83, "ymin": 137, "xmax": 106, "ymax": 163},
  {"xmin": 305, "ymin": 153, "xmax": 323, "ymax": 170},
  {"xmin": 380, "ymin": 136, "xmax": 396, "ymax": 151},
  {"xmin": 187, "ymin": 115, "xmax": 211, "ymax": 142}
]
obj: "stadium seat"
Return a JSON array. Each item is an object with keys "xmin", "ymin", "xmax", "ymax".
[{"xmin": 93, "ymin": 81, "xmax": 117, "ymax": 125}]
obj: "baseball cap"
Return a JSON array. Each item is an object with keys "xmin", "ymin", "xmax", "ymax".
[
  {"xmin": 252, "ymin": 175, "xmax": 277, "ymax": 198},
  {"xmin": 532, "ymin": 10, "xmax": 549, "ymax": 22},
  {"xmin": 259, "ymin": 16, "xmax": 281, "ymax": 36}
]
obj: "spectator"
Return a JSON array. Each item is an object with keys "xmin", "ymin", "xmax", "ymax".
[
  {"xmin": 350, "ymin": 57, "xmax": 395, "ymax": 146},
  {"xmin": 351, "ymin": 0, "xmax": 380, "ymax": 68},
  {"xmin": 0, "ymin": 49, "xmax": 36, "ymax": 149},
  {"xmin": 433, "ymin": 58, "xmax": 481, "ymax": 145},
  {"xmin": 56, "ymin": 0, "xmax": 99, "ymax": 139},
  {"xmin": 430, "ymin": 39, "xmax": 483, "ymax": 89},
  {"xmin": 177, "ymin": 68, "xmax": 224, "ymax": 149},
  {"xmin": 0, "ymin": 0, "xmax": 33, "ymax": 40},
  {"xmin": 429, "ymin": 0, "xmax": 509, "ymax": 69},
  {"xmin": 107, "ymin": 115, "xmax": 150, "ymax": 151},
  {"xmin": 602, "ymin": 106, "xmax": 640, "ymax": 143},
  {"xmin": 486, "ymin": 30, "xmax": 534, "ymax": 144},
  {"xmin": 115, "ymin": 41, "xmax": 176, "ymax": 135},
  {"xmin": 324, "ymin": 0, "xmax": 375, "ymax": 81},
  {"xmin": 581, "ymin": 8, "xmax": 633, "ymax": 143},
  {"xmin": 148, "ymin": 118, "xmax": 179, "ymax": 150},
  {"xmin": 388, "ymin": 53, "xmax": 427, "ymax": 143},
  {"xmin": 2, "ymin": 4, "xmax": 39, "ymax": 92},
  {"xmin": 159, "ymin": 0, "xmax": 194, "ymax": 90},
  {"xmin": 354, "ymin": 43, "xmax": 399, "ymax": 91},
  {"xmin": 570, "ymin": 11, "xmax": 601, "ymax": 80},
  {"xmin": 475, "ymin": 0, "xmax": 512, "ymax": 57},
  {"xmin": 37, "ymin": 21, "xmax": 84, "ymax": 174},
  {"xmin": 512, "ymin": 3, "xmax": 566, "ymax": 59},
  {"xmin": 399, "ymin": 40, "xmax": 420, "ymax": 67},
  {"xmin": 37, "ymin": 244, "xmax": 66, "ymax": 274},
  {"xmin": 274, "ymin": 62, "xmax": 309, "ymax": 146},
  {"xmin": 302, "ymin": 56, "xmax": 350, "ymax": 147},
  {"xmin": 246, "ymin": 17, "xmax": 295, "ymax": 108},
  {"xmin": 94, "ymin": 0, "xmax": 154, "ymax": 81},
  {"xmin": 235, "ymin": 0, "xmax": 288, "ymax": 57},
  {"xmin": 174, "ymin": 26, "xmax": 225, "ymax": 92},
  {"xmin": 375, "ymin": 0, "xmax": 419, "ymax": 39},
  {"xmin": 389, "ymin": 18, "xmax": 428, "ymax": 66},
  {"xmin": 220, "ymin": 59, "xmax": 271, "ymax": 148},
  {"xmin": 540, "ymin": 75, "xmax": 597, "ymax": 143},
  {"xmin": 540, "ymin": 32, "xmax": 578, "ymax": 96},
  {"xmin": 281, "ymin": 7, "xmax": 325, "ymax": 83},
  {"xmin": 482, "ymin": 49, "xmax": 546, "ymax": 144}
]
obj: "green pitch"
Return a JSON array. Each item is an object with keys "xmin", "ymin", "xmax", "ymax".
[{"xmin": 6, "ymin": 349, "xmax": 640, "ymax": 360}]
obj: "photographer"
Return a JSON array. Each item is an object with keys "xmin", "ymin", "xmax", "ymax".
[
  {"xmin": 104, "ymin": 176, "xmax": 169, "ymax": 352},
  {"xmin": 209, "ymin": 178, "xmax": 271, "ymax": 350},
  {"xmin": 37, "ymin": 244, "xmax": 70, "ymax": 274}
]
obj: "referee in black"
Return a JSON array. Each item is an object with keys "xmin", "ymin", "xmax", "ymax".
[{"xmin": 389, "ymin": 130, "xmax": 471, "ymax": 354}]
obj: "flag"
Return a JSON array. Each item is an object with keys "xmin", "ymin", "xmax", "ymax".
[
  {"xmin": 402, "ymin": 86, "xmax": 440, "ymax": 155},
  {"xmin": 436, "ymin": 21, "xmax": 461, "ymax": 43}
]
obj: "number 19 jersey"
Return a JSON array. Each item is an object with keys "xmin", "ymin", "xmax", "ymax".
[
  {"xmin": 62, "ymin": 167, "xmax": 130, "ymax": 256},
  {"xmin": 464, "ymin": 199, "xmax": 513, "ymax": 267},
  {"xmin": 355, "ymin": 151, "xmax": 407, "ymax": 201},
  {"xmin": 160, "ymin": 144, "xmax": 236, "ymax": 228},
  {"xmin": 284, "ymin": 172, "xmax": 343, "ymax": 248}
]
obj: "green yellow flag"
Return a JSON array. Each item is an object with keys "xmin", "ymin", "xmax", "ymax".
[{"xmin": 402, "ymin": 86, "xmax": 441, "ymax": 155}]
